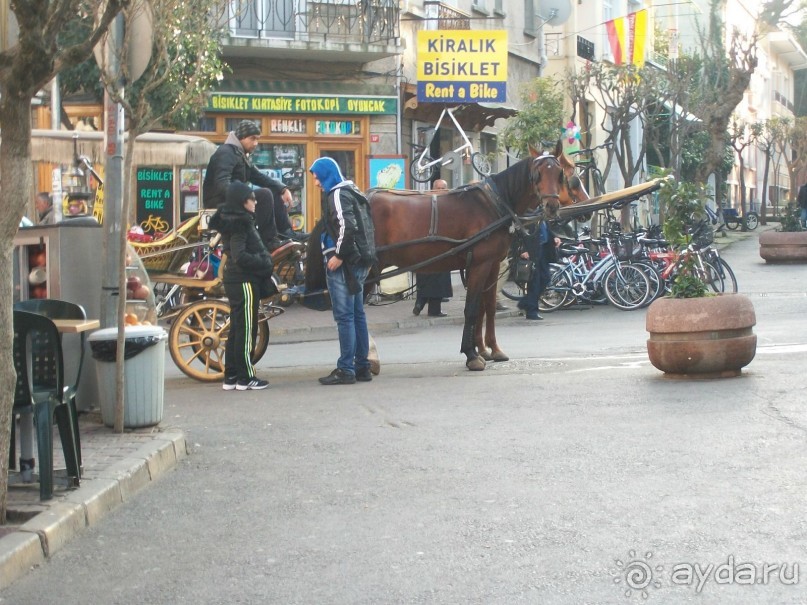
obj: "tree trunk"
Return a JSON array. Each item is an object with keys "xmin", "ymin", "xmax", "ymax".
[
  {"xmin": 0, "ymin": 96, "xmax": 36, "ymax": 523},
  {"xmin": 761, "ymin": 155, "xmax": 770, "ymax": 225}
]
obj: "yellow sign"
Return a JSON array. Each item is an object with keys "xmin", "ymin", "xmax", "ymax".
[{"xmin": 417, "ymin": 30, "xmax": 508, "ymax": 103}]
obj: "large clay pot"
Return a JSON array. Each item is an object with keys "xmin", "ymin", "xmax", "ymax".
[
  {"xmin": 759, "ymin": 231, "xmax": 807, "ymax": 263},
  {"xmin": 646, "ymin": 293, "xmax": 756, "ymax": 377}
]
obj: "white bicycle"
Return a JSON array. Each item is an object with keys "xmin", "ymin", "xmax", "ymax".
[{"xmin": 410, "ymin": 106, "xmax": 492, "ymax": 183}]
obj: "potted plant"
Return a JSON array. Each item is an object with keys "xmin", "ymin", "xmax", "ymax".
[
  {"xmin": 645, "ymin": 178, "xmax": 757, "ymax": 377},
  {"xmin": 759, "ymin": 202, "xmax": 807, "ymax": 263}
]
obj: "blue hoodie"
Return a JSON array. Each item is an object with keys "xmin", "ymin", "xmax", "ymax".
[{"xmin": 310, "ymin": 157, "xmax": 353, "ymax": 259}]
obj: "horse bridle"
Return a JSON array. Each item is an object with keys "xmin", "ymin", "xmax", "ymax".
[{"xmin": 532, "ymin": 154, "xmax": 586, "ymax": 206}]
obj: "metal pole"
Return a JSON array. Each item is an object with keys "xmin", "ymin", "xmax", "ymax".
[{"xmin": 101, "ymin": 15, "xmax": 125, "ymax": 329}]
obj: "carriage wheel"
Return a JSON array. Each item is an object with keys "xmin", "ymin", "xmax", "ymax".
[
  {"xmin": 471, "ymin": 152, "xmax": 492, "ymax": 177},
  {"xmin": 168, "ymin": 299, "xmax": 270, "ymax": 382},
  {"xmin": 410, "ymin": 156, "xmax": 436, "ymax": 183}
]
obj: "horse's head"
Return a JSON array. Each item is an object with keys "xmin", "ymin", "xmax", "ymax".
[{"xmin": 527, "ymin": 142, "xmax": 590, "ymax": 220}]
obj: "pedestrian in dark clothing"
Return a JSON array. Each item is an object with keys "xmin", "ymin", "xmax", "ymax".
[
  {"xmin": 208, "ymin": 181, "xmax": 275, "ymax": 391},
  {"xmin": 202, "ymin": 119, "xmax": 292, "ymax": 210},
  {"xmin": 309, "ymin": 157, "xmax": 377, "ymax": 385},
  {"xmin": 798, "ymin": 182, "xmax": 807, "ymax": 228},
  {"xmin": 517, "ymin": 221, "xmax": 559, "ymax": 320},
  {"xmin": 413, "ymin": 179, "xmax": 453, "ymax": 317}
]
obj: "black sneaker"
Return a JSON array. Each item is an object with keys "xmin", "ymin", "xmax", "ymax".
[
  {"xmin": 236, "ymin": 378, "xmax": 270, "ymax": 391},
  {"xmin": 356, "ymin": 367, "xmax": 373, "ymax": 382},
  {"xmin": 222, "ymin": 376, "xmax": 238, "ymax": 391},
  {"xmin": 318, "ymin": 368, "xmax": 356, "ymax": 385}
]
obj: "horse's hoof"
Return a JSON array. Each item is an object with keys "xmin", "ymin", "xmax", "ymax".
[
  {"xmin": 466, "ymin": 357, "xmax": 486, "ymax": 371},
  {"xmin": 479, "ymin": 347, "xmax": 493, "ymax": 361},
  {"xmin": 491, "ymin": 350, "xmax": 509, "ymax": 362}
]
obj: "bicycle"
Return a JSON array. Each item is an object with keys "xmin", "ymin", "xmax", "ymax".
[
  {"xmin": 568, "ymin": 142, "xmax": 610, "ymax": 197},
  {"xmin": 539, "ymin": 229, "xmax": 652, "ymax": 312},
  {"xmin": 410, "ymin": 106, "xmax": 492, "ymax": 183}
]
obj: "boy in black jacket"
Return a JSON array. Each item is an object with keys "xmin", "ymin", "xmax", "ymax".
[{"xmin": 208, "ymin": 181, "xmax": 275, "ymax": 391}]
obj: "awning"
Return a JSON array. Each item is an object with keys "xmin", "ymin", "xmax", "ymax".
[
  {"xmin": 403, "ymin": 85, "xmax": 517, "ymax": 131},
  {"xmin": 28, "ymin": 130, "xmax": 217, "ymax": 166}
]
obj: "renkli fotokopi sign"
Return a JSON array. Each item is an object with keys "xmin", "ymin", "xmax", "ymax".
[{"xmin": 416, "ymin": 30, "xmax": 508, "ymax": 104}]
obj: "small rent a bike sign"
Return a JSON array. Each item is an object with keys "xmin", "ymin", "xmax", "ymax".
[{"xmin": 416, "ymin": 30, "xmax": 508, "ymax": 104}]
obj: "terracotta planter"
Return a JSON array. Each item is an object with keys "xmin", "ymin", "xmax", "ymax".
[
  {"xmin": 759, "ymin": 231, "xmax": 807, "ymax": 263},
  {"xmin": 646, "ymin": 294, "xmax": 756, "ymax": 377}
]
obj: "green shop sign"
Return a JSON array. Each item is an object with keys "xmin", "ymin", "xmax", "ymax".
[{"xmin": 207, "ymin": 93, "xmax": 398, "ymax": 115}]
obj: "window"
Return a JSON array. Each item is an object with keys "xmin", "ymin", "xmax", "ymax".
[{"xmin": 524, "ymin": 0, "xmax": 537, "ymax": 36}]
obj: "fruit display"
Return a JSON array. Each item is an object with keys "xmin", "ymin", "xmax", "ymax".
[{"xmin": 124, "ymin": 242, "xmax": 157, "ymax": 326}]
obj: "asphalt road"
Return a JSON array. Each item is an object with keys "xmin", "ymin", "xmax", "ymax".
[{"xmin": 2, "ymin": 230, "xmax": 807, "ymax": 604}]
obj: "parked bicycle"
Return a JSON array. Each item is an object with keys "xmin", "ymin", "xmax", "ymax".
[{"xmin": 568, "ymin": 142, "xmax": 610, "ymax": 197}]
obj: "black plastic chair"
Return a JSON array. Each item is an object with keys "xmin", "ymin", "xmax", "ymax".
[
  {"xmin": 11, "ymin": 310, "xmax": 82, "ymax": 500},
  {"xmin": 14, "ymin": 298, "xmax": 86, "ymax": 469}
]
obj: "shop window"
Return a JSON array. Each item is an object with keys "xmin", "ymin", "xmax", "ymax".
[
  {"xmin": 192, "ymin": 116, "xmax": 217, "ymax": 132},
  {"xmin": 225, "ymin": 117, "xmax": 260, "ymax": 133}
]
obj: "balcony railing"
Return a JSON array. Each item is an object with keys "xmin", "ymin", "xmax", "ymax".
[
  {"xmin": 423, "ymin": 1, "xmax": 471, "ymax": 30},
  {"xmin": 227, "ymin": 0, "xmax": 400, "ymax": 44}
]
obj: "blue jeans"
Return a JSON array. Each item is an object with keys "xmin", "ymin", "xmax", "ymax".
[
  {"xmin": 326, "ymin": 264, "xmax": 370, "ymax": 375},
  {"xmin": 800, "ymin": 207, "xmax": 807, "ymax": 228}
]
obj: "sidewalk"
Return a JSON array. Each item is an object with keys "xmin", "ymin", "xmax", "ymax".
[{"xmin": 0, "ymin": 224, "xmax": 767, "ymax": 590}]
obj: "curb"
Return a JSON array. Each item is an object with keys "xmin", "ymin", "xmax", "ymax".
[{"xmin": 0, "ymin": 429, "xmax": 188, "ymax": 590}]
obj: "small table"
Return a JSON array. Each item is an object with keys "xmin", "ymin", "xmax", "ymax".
[{"xmin": 52, "ymin": 318, "xmax": 101, "ymax": 333}]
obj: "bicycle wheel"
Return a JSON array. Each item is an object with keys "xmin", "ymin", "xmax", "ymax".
[
  {"xmin": 591, "ymin": 169, "xmax": 606, "ymax": 196},
  {"xmin": 471, "ymin": 152, "xmax": 492, "ymax": 177},
  {"xmin": 500, "ymin": 280, "xmax": 526, "ymax": 302},
  {"xmin": 410, "ymin": 156, "xmax": 436, "ymax": 183},
  {"xmin": 540, "ymin": 268, "xmax": 573, "ymax": 312},
  {"xmin": 699, "ymin": 261, "xmax": 725, "ymax": 293},
  {"xmin": 603, "ymin": 263, "xmax": 651, "ymax": 310},
  {"xmin": 630, "ymin": 261, "xmax": 664, "ymax": 306},
  {"xmin": 725, "ymin": 215, "xmax": 740, "ymax": 230},
  {"xmin": 713, "ymin": 257, "xmax": 738, "ymax": 293},
  {"xmin": 745, "ymin": 212, "xmax": 759, "ymax": 230}
]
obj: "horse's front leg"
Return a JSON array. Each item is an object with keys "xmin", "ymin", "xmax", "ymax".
[
  {"xmin": 478, "ymin": 263, "xmax": 509, "ymax": 363},
  {"xmin": 461, "ymin": 263, "xmax": 490, "ymax": 371}
]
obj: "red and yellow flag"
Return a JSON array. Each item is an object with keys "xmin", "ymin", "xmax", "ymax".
[{"xmin": 605, "ymin": 9, "xmax": 648, "ymax": 67}]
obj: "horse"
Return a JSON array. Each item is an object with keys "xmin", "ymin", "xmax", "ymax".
[{"xmin": 367, "ymin": 142, "xmax": 588, "ymax": 371}]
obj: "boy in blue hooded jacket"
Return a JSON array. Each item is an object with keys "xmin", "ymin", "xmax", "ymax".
[{"xmin": 309, "ymin": 157, "xmax": 376, "ymax": 385}]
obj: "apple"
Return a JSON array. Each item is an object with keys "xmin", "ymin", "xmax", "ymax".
[
  {"xmin": 132, "ymin": 284, "xmax": 151, "ymax": 300},
  {"xmin": 126, "ymin": 275, "xmax": 142, "ymax": 291}
]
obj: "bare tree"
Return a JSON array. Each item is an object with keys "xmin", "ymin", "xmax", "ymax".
[
  {"xmin": 0, "ymin": 0, "xmax": 128, "ymax": 523},
  {"xmin": 728, "ymin": 118, "xmax": 758, "ymax": 229},
  {"xmin": 755, "ymin": 117, "xmax": 789, "ymax": 224}
]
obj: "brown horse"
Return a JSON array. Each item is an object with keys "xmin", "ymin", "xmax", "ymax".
[{"xmin": 368, "ymin": 143, "xmax": 587, "ymax": 370}]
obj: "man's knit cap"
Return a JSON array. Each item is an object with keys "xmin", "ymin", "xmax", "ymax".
[{"xmin": 235, "ymin": 120, "xmax": 261, "ymax": 140}]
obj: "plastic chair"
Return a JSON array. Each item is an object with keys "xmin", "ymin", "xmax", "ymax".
[
  {"xmin": 11, "ymin": 310, "xmax": 82, "ymax": 500},
  {"xmin": 14, "ymin": 299, "xmax": 87, "ymax": 469}
]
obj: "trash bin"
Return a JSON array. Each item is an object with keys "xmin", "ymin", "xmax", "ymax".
[{"xmin": 89, "ymin": 325, "xmax": 167, "ymax": 428}]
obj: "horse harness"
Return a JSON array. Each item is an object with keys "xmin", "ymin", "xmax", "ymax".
[{"xmin": 367, "ymin": 170, "xmax": 547, "ymax": 283}]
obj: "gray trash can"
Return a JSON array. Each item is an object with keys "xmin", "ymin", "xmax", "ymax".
[{"xmin": 89, "ymin": 325, "xmax": 167, "ymax": 428}]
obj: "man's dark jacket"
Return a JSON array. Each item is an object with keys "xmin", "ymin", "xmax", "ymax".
[{"xmin": 203, "ymin": 133, "xmax": 286, "ymax": 209}]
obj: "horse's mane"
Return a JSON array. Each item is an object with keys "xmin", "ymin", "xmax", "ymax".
[{"xmin": 486, "ymin": 156, "xmax": 533, "ymax": 210}]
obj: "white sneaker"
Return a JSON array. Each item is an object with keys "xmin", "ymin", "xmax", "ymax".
[{"xmin": 236, "ymin": 378, "xmax": 269, "ymax": 391}]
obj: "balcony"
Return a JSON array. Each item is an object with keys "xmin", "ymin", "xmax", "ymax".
[
  {"xmin": 422, "ymin": 1, "xmax": 471, "ymax": 30},
  {"xmin": 221, "ymin": 0, "xmax": 401, "ymax": 63}
]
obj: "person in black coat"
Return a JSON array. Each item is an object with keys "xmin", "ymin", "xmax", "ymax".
[
  {"xmin": 413, "ymin": 179, "xmax": 453, "ymax": 317},
  {"xmin": 798, "ymin": 182, "xmax": 807, "ymax": 228},
  {"xmin": 202, "ymin": 119, "xmax": 292, "ymax": 210},
  {"xmin": 208, "ymin": 181, "xmax": 275, "ymax": 391}
]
